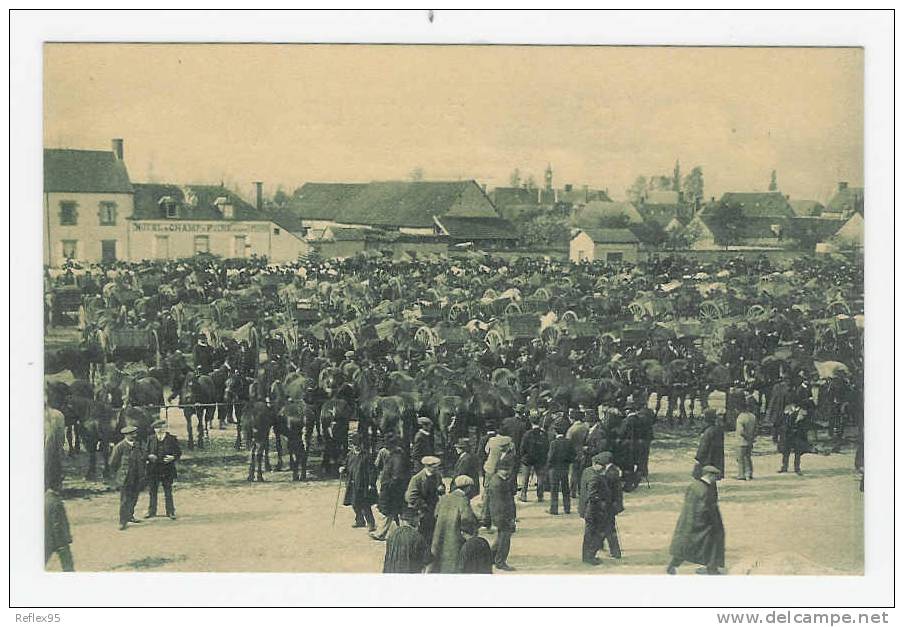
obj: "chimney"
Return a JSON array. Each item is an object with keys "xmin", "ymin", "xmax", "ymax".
[
  {"xmin": 838, "ymin": 181, "xmax": 848, "ymax": 192},
  {"xmin": 111, "ymin": 138, "xmax": 124, "ymax": 160},
  {"xmin": 254, "ymin": 181, "xmax": 263, "ymax": 211}
]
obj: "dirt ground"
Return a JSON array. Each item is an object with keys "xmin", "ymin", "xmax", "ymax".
[{"xmin": 49, "ymin": 403, "xmax": 864, "ymax": 575}]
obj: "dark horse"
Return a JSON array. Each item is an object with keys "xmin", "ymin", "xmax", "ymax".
[
  {"xmin": 243, "ymin": 400, "xmax": 275, "ymax": 482},
  {"xmin": 181, "ymin": 371, "xmax": 217, "ymax": 449}
]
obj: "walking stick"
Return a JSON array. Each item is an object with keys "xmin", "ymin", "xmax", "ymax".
[{"xmin": 331, "ymin": 477, "xmax": 343, "ymax": 526}]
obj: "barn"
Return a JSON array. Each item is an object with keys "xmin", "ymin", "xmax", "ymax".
[{"xmin": 569, "ymin": 228, "xmax": 642, "ymax": 263}]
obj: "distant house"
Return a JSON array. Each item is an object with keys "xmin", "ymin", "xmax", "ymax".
[
  {"xmin": 788, "ymin": 199, "xmax": 825, "ymax": 218},
  {"xmin": 826, "ymin": 211, "xmax": 864, "ymax": 252},
  {"xmin": 44, "ymin": 139, "xmax": 134, "ymax": 265},
  {"xmin": 785, "ymin": 216, "xmax": 848, "ymax": 251},
  {"xmin": 285, "ymin": 182, "xmax": 366, "ymax": 239},
  {"xmin": 824, "ymin": 181, "xmax": 864, "ymax": 218},
  {"xmin": 571, "ymin": 200, "xmax": 644, "ymax": 230},
  {"xmin": 130, "ymin": 183, "xmax": 310, "ymax": 263},
  {"xmin": 690, "ymin": 191, "xmax": 796, "ymax": 249},
  {"xmin": 433, "ymin": 215, "xmax": 518, "ymax": 248},
  {"xmin": 637, "ymin": 189, "xmax": 694, "ymax": 230},
  {"xmin": 570, "ymin": 228, "xmax": 641, "ymax": 263}
]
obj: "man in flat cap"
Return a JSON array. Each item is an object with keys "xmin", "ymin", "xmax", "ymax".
[
  {"xmin": 451, "ymin": 438, "xmax": 480, "ymax": 500},
  {"xmin": 430, "ymin": 475, "xmax": 479, "ymax": 573},
  {"xmin": 341, "ymin": 434, "xmax": 377, "ymax": 531},
  {"xmin": 580, "ymin": 451, "xmax": 623, "ymax": 565},
  {"xmin": 486, "ymin": 456, "xmax": 517, "ymax": 571},
  {"xmin": 405, "ymin": 456, "xmax": 444, "ymax": 543},
  {"xmin": 667, "ymin": 465, "xmax": 725, "ymax": 575},
  {"xmin": 410, "ymin": 417, "xmax": 436, "ymax": 474},
  {"xmin": 109, "ymin": 425, "xmax": 148, "ymax": 530},
  {"xmin": 145, "ymin": 419, "xmax": 182, "ymax": 520}
]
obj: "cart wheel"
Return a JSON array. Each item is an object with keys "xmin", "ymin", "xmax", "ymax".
[{"xmin": 700, "ymin": 301, "xmax": 721, "ymax": 320}]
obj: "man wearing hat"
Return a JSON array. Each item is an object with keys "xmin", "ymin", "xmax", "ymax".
[
  {"xmin": 341, "ymin": 433, "xmax": 377, "ymax": 531},
  {"xmin": 566, "ymin": 407, "xmax": 590, "ymax": 499},
  {"xmin": 485, "ymin": 457, "xmax": 517, "ymax": 571},
  {"xmin": 430, "ymin": 475, "xmax": 479, "ymax": 573},
  {"xmin": 735, "ymin": 395, "xmax": 758, "ymax": 480},
  {"xmin": 410, "ymin": 417, "xmax": 436, "ymax": 474},
  {"xmin": 405, "ymin": 456, "xmax": 444, "ymax": 543},
  {"xmin": 371, "ymin": 434, "xmax": 409, "ymax": 541},
  {"xmin": 694, "ymin": 409, "xmax": 725, "ymax": 480},
  {"xmin": 518, "ymin": 418, "xmax": 548, "ymax": 503},
  {"xmin": 667, "ymin": 465, "xmax": 725, "ymax": 575},
  {"xmin": 109, "ymin": 425, "xmax": 148, "ymax": 530},
  {"xmin": 451, "ymin": 438, "xmax": 480, "ymax": 500},
  {"xmin": 546, "ymin": 421, "xmax": 577, "ymax": 515},
  {"xmin": 382, "ymin": 508, "xmax": 430, "ymax": 574},
  {"xmin": 501, "ymin": 409, "xmax": 529, "ymax": 460},
  {"xmin": 145, "ymin": 419, "xmax": 182, "ymax": 520},
  {"xmin": 193, "ymin": 334, "xmax": 213, "ymax": 374},
  {"xmin": 579, "ymin": 452, "xmax": 623, "ymax": 565}
]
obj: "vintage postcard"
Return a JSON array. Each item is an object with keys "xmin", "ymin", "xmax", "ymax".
[{"xmin": 11, "ymin": 8, "xmax": 894, "ymax": 613}]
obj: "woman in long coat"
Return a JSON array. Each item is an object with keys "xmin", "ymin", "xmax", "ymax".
[
  {"xmin": 667, "ymin": 465, "xmax": 725, "ymax": 575},
  {"xmin": 430, "ymin": 477, "xmax": 479, "ymax": 573}
]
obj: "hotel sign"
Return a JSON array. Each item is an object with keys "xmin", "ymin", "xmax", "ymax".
[{"xmin": 132, "ymin": 221, "xmax": 269, "ymax": 233}]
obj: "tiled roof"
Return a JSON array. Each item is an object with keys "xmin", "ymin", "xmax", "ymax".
[
  {"xmin": 131, "ymin": 183, "xmax": 260, "ymax": 221},
  {"xmin": 334, "ymin": 180, "xmax": 497, "ymax": 228},
  {"xmin": 287, "ymin": 183, "xmax": 366, "ymax": 220},
  {"xmin": 825, "ymin": 186, "xmax": 864, "ymax": 214},
  {"xmin": 435, "ymin": 216, "xmax": 518, "ymax": 241},
  {"xmin": 577, "ymin": 228, "xmax": 640, "ymax": 244},
  {"xmin": 44, "ymin": 149, "xmax": 133, "ymax": 194},
  {"xmin": 572, "ymin": 200, "xmax": 644, "ymax": 228},
  {"xmin": 492, "ymin": 187, "xmax": 539, "ymax": 208},
  {"xmin": 704, "ymin": 192, "xmax": 795, "ymax": 219}
]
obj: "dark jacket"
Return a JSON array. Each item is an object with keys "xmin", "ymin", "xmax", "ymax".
[
  {"xmin": 376, "ymin": 446, "xmax": 409, "ymax": 515},
  {"xmin": 410, "ymin": 429, "xmax": 435, "ymax": 471},
  {"xmin": 452, "ymin": 451, "xmax": 481, "ymax": 497},
  {"xmin": 405, "ymin": 468, "xmax": 442, "ymax": 518},
  {"xmin": 519, "ymin": 427, "xmax": 549, "ymax": 466},
  {"xmin": 44, "ymin": 490, "xmax": 71, "ymax": 561},
  {"xmin": 343, "ymin": 449, "xmax": 377, "ymax": 508},
  {"xmin": 383, "ymin": 525, "xmax": 429, "ymax": 574},
  {"xmin": 695, "ymin": 424, "xmax": 725, "ymax": 478},
  {"xmin": 431, "ymin": 490, "xmax": 479, "ymax": 573},
  {"xmin": 457, "ymin": 536, "xmax": 494, "ymax": 574},
  {"xmin": 145, "ymin": 433, "xmax": 182, "ymax": 479},
  {"xmin": 502, "ymin": 415, "xmax": 529, "ymax": 455},
  {"xmin": 486, "ymin": 472, "xmax": 516, "ymax": 532},
  {"xmin": 109, "ymin": 439, "xmax": 147, "ymax": 491},
  {"xmin": 546, "ymin": 436, "xmax": 577, "ymax": 474},
  {"xmin": 669, "ymin": 479, "xmax": 725, "ymax": 568}
]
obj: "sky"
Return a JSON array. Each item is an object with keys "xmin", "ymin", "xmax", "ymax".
[{"xmin": 44, "ymin": 44, "xmax": 863, "ymax": 204}]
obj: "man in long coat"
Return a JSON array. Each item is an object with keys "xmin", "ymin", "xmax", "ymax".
[
  {"xmin": 693, "ymin": 409, "xmax": 725, "ymax": 479},
  {"xmin": 580, "ymin": 452, "xmax": 623, "ymax": 564},
  {"xmin": 342, "ymin": 435, "xmax": 377, "ymax": 531},
  {"xmin": 430, "ymin": 476, "xmax": 479, "ymax": 573},
  {"xmin": 518, "ymin": 419, "xmax": 548, "ymax": 502},
  {"xmin": 371, "ymin": 434, "xmax": 409, "ymax": 541},
  {"xmin": 145, "ymin": 419, "xmax": 182, "ymax": 519},
  {"xmin": 451, "ymin": 438, "xmax": 481, "ymax": 499},
  {"xmin": 109, "ymin": 425, "xmax": 148, "ymax": 530},
  {"xmin": 382, "ymin": 508, "xmax": 430, "ymax": 574},
  {"xmin": 45, "ymin": 488, "xmax": 74, "ymax": 571},
  {"xmin": 405, "ymin": 456, "xmax": 444, "ymax": 543},
  {"xmin": 775, "ymin": 402, "xmax": 811, "ymax": 475},
  {"xmin": 44, "ymin": 406, "xmax": 66, "ymax": 492},
  {"xmin": 410, "ymin": 417, "xmax": 435, "ymax": 473},
  {"xmin": 486, "ymin": 457, "xmax": 517, "ymax": 571},
  {"xmin": 667, "ymin": 465, "xmax": 725, "ymax": 575},
  {"xmin": 546, "ymin": 423, "xmax": 576, "ymax": 515},
  {"xmin": 566, "ymin": 409, "xmax": 590, "ymax": 498}
]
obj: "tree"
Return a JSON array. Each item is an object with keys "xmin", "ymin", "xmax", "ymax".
[
  {"xmin": 409, "ymin": 167, "xmax": 425, "ymax": 182},
  {"xmin": 682, "ymin": 166, "xmax": 704, "ymax": 202},
  {"xmin": 769, "ymin": 170, "xmax": 778, "ymax": 191},
  {"xmin": 272, "ymin": 188, "xmax": 289, "ymax": 208},
  {"xmin": 626, "ymin": 176, "xmax": 648, "ymax": 205},
  {"xmin": 672, "ymin": 160, "xmax": 681, "ymax": 192},
  {"xmin": 509, "ymin": 169, "xmax": 521, "ymax": 188},
  {"xmin": 708, "ymin": 201, "xmax": 745, "ymax": 247},
  {"xmin": 525, "ymin": 175, "xmax": 537, "ymax": 191},
  {"xmin": 650, "ymin": 175, "xmax": 673, "ymax": 191},
  {"xmin": 631, "ymin": 220, "xmax": 667, "ymax": 248},
  {"xmin": 596, "ymin": 213, "xmax": 632, "ymax": 229}
]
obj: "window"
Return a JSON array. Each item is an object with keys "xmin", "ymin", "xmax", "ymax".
[
  {"xmin": 166, "ymin": 201, "xmax": 178, "ymax": 219},
  {"xmin": 273, "ymin": 227, "xmax": 281, "ymax": 235},
  {"xmin": 61, "ymin": 240, "xmax": 78, "ymax": 259},
  {"xmin": 193, "ymin": 235, "xmax": 210, "ymax": 255},
  {"xmin": 101, "ymin": 240, "xmax": 117, "ymax": 262},
  {"xmin": 98, "ymin": 201, "xmax": 118, "ymax": 225},
  {"xmin": 59, "ymin": 201, "xmax": 78, "ymax": 226}
]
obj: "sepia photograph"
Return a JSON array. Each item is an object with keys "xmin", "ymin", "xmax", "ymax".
[{"xmin": 10, "ymin": 8, "xmax": 896, "ymax": 612}]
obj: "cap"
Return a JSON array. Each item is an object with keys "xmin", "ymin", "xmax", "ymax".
[
  {"xmin": 453, "ymin": 475, "xmax": 475, "ymax": 488},
  {"xmin": 421, "ymin": 456, "xmax": 441, "ymax": 467},
  {"xmin": 593, "ymin": 451, "xmax": 613, "ymax": 465},
  {"xmin": 417, "ymin": 417, "xmax": 433, "ymax": 427},
  {"xmin": 120, "ymin": 425, "xmax": 138, "ymax": 435},
  {"xmin": 701, "ymin": 465, "xmax": 721, "ymax": 475},
  {"xmin": 344, "ymin": 351, "xmax": 355, "ymax": 358},
  {"xmin": 454, "ymin": 438, "xmax": 470, "ymax": 448}
]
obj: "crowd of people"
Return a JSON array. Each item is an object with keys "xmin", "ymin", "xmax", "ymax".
[{"xmin": 43, "ymin": 249, "xmax": 864, "ymax": 573}]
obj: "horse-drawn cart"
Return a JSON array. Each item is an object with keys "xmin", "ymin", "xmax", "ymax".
[
  {"xmin": 102, "ymin": 327, "xmax": 161, "ymax": 366},
  {"xmin": 49, "ymin": 286, "xmax": 83, "ymax": 327}
]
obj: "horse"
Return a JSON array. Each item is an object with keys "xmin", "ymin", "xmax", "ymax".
[
  {"xmin": 224, "ymin": 371, "xmax": 251, "ymax": 449},
  {"xmin": 76, "ymin": 397, "xmax": 119, "ymax": 480},
  {"xmin": 319, "ymin": 397, "xmax": 353, "ymax": 477},
  {"xmin": 181, "ymin": 371, "xmax": 217, "ymax": 449},
  {"xmin": 274, "ymin": 399, "xmax": 309, "ymax": 480},
  {"xmin": 123, "ymin": 374, "xmax": 164, "ymax": 408},
  {"xmin": 243, "ymin": 400, "xmax": 275, "ymax": 482}
]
